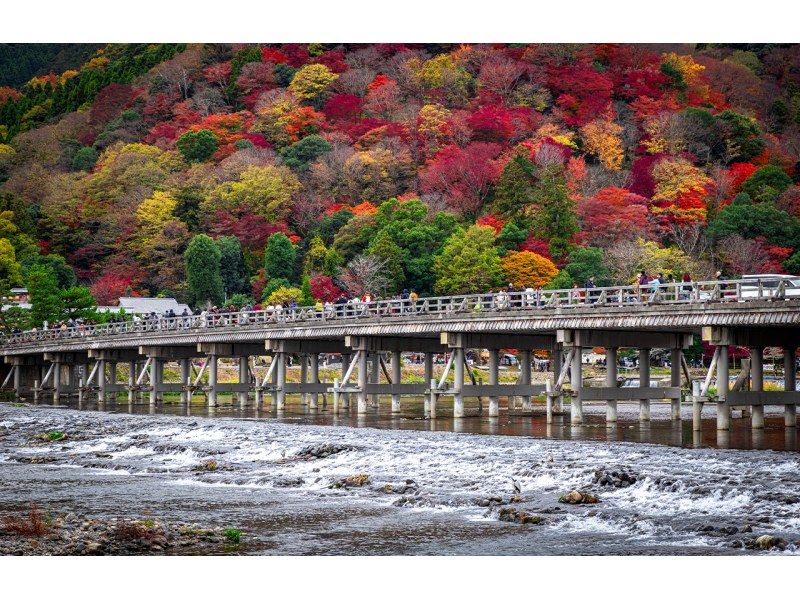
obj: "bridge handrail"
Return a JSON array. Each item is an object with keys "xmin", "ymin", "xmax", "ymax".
[{"xmin": 2, "ymin": 278, "xmax": 797, "ymax": 348}]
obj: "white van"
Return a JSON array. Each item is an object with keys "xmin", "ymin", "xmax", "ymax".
[{"xmin": 739, "ymin": 274, "xmax": 800, "ymax": 299}]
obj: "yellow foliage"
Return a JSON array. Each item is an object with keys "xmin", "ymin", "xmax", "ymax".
[
  {"xmin": 662, "ymin": 52, "xmax": 705, "ymax": 86},
  {"xmin": 580, "ymin": 119, "xmax": 624, "ymax": 170},
  {"xmin": 288, "ymin": 64, "xmax": 338, "ymax": 100},
  {"xmin": 265, "ymin": 286, "xmax": 302, "ymax": 306},
  {"xmin": 0, "ymin": 144, "xmax": 15, "ymax": 159},
  {"xmin": 205, "ymin": 164, "xmax": 300, "ymax": 222},
  {"xmin": 535, "ymin": 124, "xmax": 577, "ymax": 149},
  {"xmin": 85, "ymin": 56, "xmax": 110, "ymax": 70},
  {"xmin": 136, "ymin": 191, "xmax": 177, "ymax": 234},
  {"xmin": 501, "ymin": 251, "xmax": 559, "ymax": 288},
  {"xmin": 651, "ymin": 157, "xmax": 712, "ymax": 202}
]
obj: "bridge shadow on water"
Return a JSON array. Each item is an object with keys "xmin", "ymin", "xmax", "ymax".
[{"xmin": 10, "ymin": 396, "xmax": 798, "ymax": 452}]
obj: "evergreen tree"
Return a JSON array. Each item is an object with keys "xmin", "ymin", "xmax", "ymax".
[
  {"xmin": 433, "ymin": 225, "xmax": 503, "ymax": 294},
  {"xmin": 264, "ymin": 233, "xmax": 296, "ymax": 282},
  {"xmin": 493, "ymin": 154, "xmax": 536, "ymax": 218},
  {"xmin": 216, "ymin": 235, "xmax": 245, "ymax": 297},
  {"xmin": 184, "ymin": 234, "xmax": 224, "ymax": 307},
  {"xmin": 26, "ymin": 264, "xmax": 61, "ymax": 327},
  {"xmin": 531, "ymin": 165, "xmax": 578, "ymax": 261}
]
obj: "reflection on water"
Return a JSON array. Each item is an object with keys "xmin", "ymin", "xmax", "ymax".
[{"xmin": 11, "ymin": 395, "xmax": 798, "ymax": 452}]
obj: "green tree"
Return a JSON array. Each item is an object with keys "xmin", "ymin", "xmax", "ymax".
[
  {"xmin": 264, "ymin": 233, "xmax": 296, "ymax": 282},
  {"xmin": 531, "ymin": 166, "xmax": 578, "ymax": 261},
  {"xmin": 174, "ymin": 186, "xmax": 203, "ymax": 231},
  {"xmin": 22, "ymin": 254, "xmax": 76, "ymax": 289},
  {"xmin": 260, "ymin": 277, "xmax": 290, "ymax": 302},
  {"xmin": 495, "ymin": 221, "xmax": 528, "ymax": 256},
  {"xmin": 548, "ymin": 246, "xmax": 611, "ymax": 288},
  {"xmin": 72, "ymin": 146, "xmax": 98, "ymax": 171},
  {"xmin": 707, "ymin": 194, "xmax": 800, "ymax": 248},
  {"xmin": 318, "ymin": 209, "xmax": 353, "ymax": 245},
  {"xmin": 279, "ymin": 135, "xmax": 331, "ymax": 171},
  {"xmin": 434, "ymin": 225, "xmax": 503, "ymax": 294},
  {"xmin": 367, "ymin": 230, "xmax": 405, "ymax": 294},
  {"xmin": 740, "ymin": 165, "xmax": 793, "ymax": 203},
  {"xmin": 716, "ymin": 110, "xmax": 764, "ymax": 162},
  {"xmin": 0, "ymin": 238, "xmax": 21, "ymax": 289},
  {"xmin": 59, "ymin": 286, "xmax": 97, "ymax": 320},
  {"xmin": 184, "ymin": 234, "xmax": 224, "ymax": 307},
  {"xmin": 176, "ymin": 129, "xmax": 218, "ymax": 163},
  {"xmin": 303, "ymin": 236, "xmax": 327, "ymax": 276},
  {"xmin": 216, "ymin": 235, "xmax": 245, "ymax": 297},
  {"xmin": 26, "ymin": 264, "xmax": 61, "ymax": 327},
  {"xmin": 493, "ymin": 154, "xmax": 536, "ymax": 218}
]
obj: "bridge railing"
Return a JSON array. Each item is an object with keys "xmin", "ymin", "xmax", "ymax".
[{"xmin": 2, "ymin": 278, "xmax": 797, "ymax": 348}]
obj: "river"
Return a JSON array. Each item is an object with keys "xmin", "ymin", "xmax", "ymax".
[{"xmin": 0, "ymin": 398, "xmax": 798, "ymax": 555}]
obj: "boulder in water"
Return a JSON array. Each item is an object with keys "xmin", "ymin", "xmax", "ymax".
[{"xmin": 559, "ymin": 490, "xmax": 600, "ymax": 505}]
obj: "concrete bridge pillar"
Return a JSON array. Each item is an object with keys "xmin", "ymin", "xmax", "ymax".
[
  {"xmin": 341, "ymin": 354, "xmax": 351, "ymax": 409},
  {"xmin": 750, "ymin": 347, "xmax": 764, "ymax": 429},
  {"xmin": 299, "ymin": 354, "xmax": 308, "ymax": 406},
  {"xmin": 716, "ymin": 345, "xmax": 730, "ymax": 430},
  {"xmin": 605, "ymin": 347, "xmax": 617, "ymax": 424},
  {"xmin": 78, "ymin": 363, "xmax": 89, "ymax": 401},
  {"xmin": 370, "ymin": 352, "xmax": 380, "ymax": 408},
  {"xmin": 391, "ymin": 350, "xmax": 401, "ymax": 414},
  {"xmin": 357, "ymin": 349, "xmax": 368, "ymax": 414},
  {"xmin": 570, "ymin": 347, "xmax": 583, "ymax": 424},
  {"xmin": 180, "ymin": 359, "xmax": 190, "ymax": 405},
  {"xmin": 553, "ymin": 347, "xmax": 564, "ymax": 414},
  {"xmin": 310, "ymin": 354, "xmax": 319, "ymax": 410},
  {"xmin": 207, "ymin": 355, "xmax": 218, "ymax": 407},
  {"xmin": 488, "ymin": 349, "xmax": 499, "ymax": 418},
  {"xmin": 128, "ymin": 361, "xmax": 138, "ymax": 404},
  {"xmin": 423, "ymin": 353, "xmax": 434, "ymax": 417},
  {"xmin": 670, "ymin": 348, "xmax": 682, "ymax": 420},
  {"xmin": 520, "ymin": 350, "xmax": 532, "ymax": 411},
  {"xmin": 453, "ymin": 347, "xmax": 465, "ymax": 418},
  {"xmin": 13, "ymin": 363, "xmax": 22, "ymax": 397},
  {"xmin": 52, "ymin": 358, "xmax": 62, "ymax": 403},
  {"xmin": 98, "ymin": 360, "xmax": 108, "ymax": 403},
  {"xmin": 639, "ymin": 348, "xmax": 651, "ymax": 421},
  {"xmin": 271, "ymin": 353, "xmax": 285, "ymax": 411},
  {"xmin": 238, "ymin": 356, "xmax": 249, "ymax": 407},
  {"xmin": 785, "ymin": 347, "xmax": 797, "ymax": 427}
]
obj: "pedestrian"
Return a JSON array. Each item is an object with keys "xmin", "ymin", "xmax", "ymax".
[{"xmin": 585, "ymin": 275, "xmax": 596, "ymax": 303}]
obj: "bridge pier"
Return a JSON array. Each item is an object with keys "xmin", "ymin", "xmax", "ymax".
[
  {"xmin": 129, "ymin": 361, "xmax": 138, "ymax": 404},
  {"xmin": 785, "ymin": 347, "xmax": 797, "ymax": 427},
  {"xmin": 670, "ymin": 348, "xmax": 682, "ymax": 420},
  {"xmin": 180, "ymin": 359, "xmax": 190, "ymax": 405},
  {"xmin": 520, "ymin": 350, "xmax": 532, "ymax": 411},
  {"xmin": 357, "ymin": 349, "xmax": 368, "ymax": 414},
  {"xmin": 391, "ymin": 351, "xmax": 401, "ymax": 414},
  {"xmin": 299, "ymin": 354, "xmax": 308, "ymax": 407},
  {"xmin": 424, "ymin": 352, "xmax": 434, "ymax": 417},
  {"xmin": 340, "ymin": 353, "xmax": 350, "ymax": 410},
  {"xmin": 570, "ymin": 346, "xmax": 583, "ymax": 424},
  {"xmin": 716, "ymin": 345, "xmax": 730, "ymax": 431},
  {"xmin": 453, "ymin": 347, "xmax": 465, "ymax": 418},
  {"xmin": 751, "ymin": 347, "xmax": 764, "ymax": 429},
  {"xmin": 238, "ymin": 356, "xmax": 249, "ymax": 408},
  {"xmin": 488, "ymin": 349, "xmax": 499, "ymax": 418},
  {"xmin": 639, "ymin": 348, "xmax": 650, "ymax": 421},
  {"xmin": 369, "ymin": 352, "xmax": 379, "ymax": 408},
  {"xmin": 605, "ymin": 347, "xmax": 617, "ymax": 424},
  {"xmin": 310, "ymin": 354, "xmax": 319, "ymax": 410},
  {"xmin": 207, "ymin": 355, "xmax": 218, "ymax": 407}
]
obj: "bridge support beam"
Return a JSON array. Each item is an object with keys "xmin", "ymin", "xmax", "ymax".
[
  {"xmin": 299, "ymin": 354, "xmax": 308, "ymax": 406},
  {"xmin": 606, "ymin": 347, "xmax": 617, "ymax": 424},
  {"xmin": 488, "ymin": 349, "xmax": 499, "ymax": 418},
  {"xmin": 207, "ymin": 355, "xmax": 218, "ymax": 407},
  {"xmin": 670, "ymin": 348, "xmax": 682, "ymax": 420},
  {"xmin": 180, "ymin": 359, "xmax": 190, "ymax": 405},
  {"xmin": 751, "ymin": 348, "xmax": 764, "ymax": 429},
  {"xmin": 571, "ymin": 348, "xmax": 583, "ymax": 424},
  {"xmin": 391, "ymin": 351, "xmax": 401, "ymax": 414},
  {"xmin": 357, "ymin": 349, "xmax": 368, "ymax": 414},
  {"xmin": 369, "ymin": 353, "xmax": 380, "ymax": 408},
  {"xmin": 520, "ymin": 350, "xmax": 532, "ymax": 411},
  {"xmin": 310, "ymin": 354, "xmax": 319, "ymax": 410},
  {"xmin": 785, "ymin": 347, "xmax": 797, "ymax": 427},
  {"xmin": 238, "ymin": 356, "xmax": 249, "ymax": 407},
  {"xmin": 128, "ymin": 361, "xmax": 138, "ymax": 404},
  {"xmin": 340, "ymin": 354, "xmax": 350, "ymax": 410},
  {"xmin": 453, "ymin": 348, "xmax": 465, "ymax": 418},
  {"xmin": 716, "ymin": 345, "xmax": 730, "ymax": 431},
  {"xmin": 639, "ymin": 348, "xmax": 650, "ymax": 422},
  {"xmin": 424, "ymin": 353, "xmax": 434, "ymax": 417}
]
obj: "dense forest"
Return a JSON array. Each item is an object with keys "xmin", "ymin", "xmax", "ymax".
[{"xmin": 2, "ymin": 42, "xmax": 800, "ymax": 327}]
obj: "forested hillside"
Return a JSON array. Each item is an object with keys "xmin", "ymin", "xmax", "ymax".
[{"xmin": 2, "ymin": 43, "xmax": 800, "ymax": 323}]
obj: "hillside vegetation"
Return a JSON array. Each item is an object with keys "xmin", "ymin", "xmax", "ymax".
[{"xmin": 2, "ymin": 43, "xmax": 800, "ymax": 324}]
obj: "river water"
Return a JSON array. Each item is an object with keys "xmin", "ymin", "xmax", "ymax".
[{"xmin": 1, "ymin": 398, "xmax": 798, "ymax": 555}]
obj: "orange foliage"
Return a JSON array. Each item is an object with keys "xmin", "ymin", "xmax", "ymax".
[{"xmin": 501, "ymin": 251, "xmax": 559, "ymax": 288}]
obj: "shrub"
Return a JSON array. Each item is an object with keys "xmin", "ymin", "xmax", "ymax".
[{"xmin": 224, "ymin": 528, "xmax": 241, "ymax": 543}]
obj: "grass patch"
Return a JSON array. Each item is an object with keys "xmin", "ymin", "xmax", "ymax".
[{"xmin": 224, "ymin": 528, "xmax": 241, "ymax": 543}]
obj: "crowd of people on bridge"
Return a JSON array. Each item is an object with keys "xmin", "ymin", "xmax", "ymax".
[{"xmin": 0, "ymin": 272, "xmax": 744, "ymax": 344}]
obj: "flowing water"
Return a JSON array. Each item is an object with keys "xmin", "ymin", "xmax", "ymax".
[{"xmin": 0, "ymin": 398, "xmax": 798, "ymax": 555}]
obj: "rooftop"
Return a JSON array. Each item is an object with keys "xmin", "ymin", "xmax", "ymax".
[{"xmin": 117, "ymin": 297, "xmax": 191, "ymax": 315}]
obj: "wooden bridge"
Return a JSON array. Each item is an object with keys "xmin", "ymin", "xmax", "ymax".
[{"xmin": 2, "ymin": 279, "xmax": 800, "ymax": 432}]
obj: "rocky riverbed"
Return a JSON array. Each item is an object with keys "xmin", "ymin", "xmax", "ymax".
[{"xmin": 0, "ymin": 402, "xmax": 799, "ymax": 555}]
